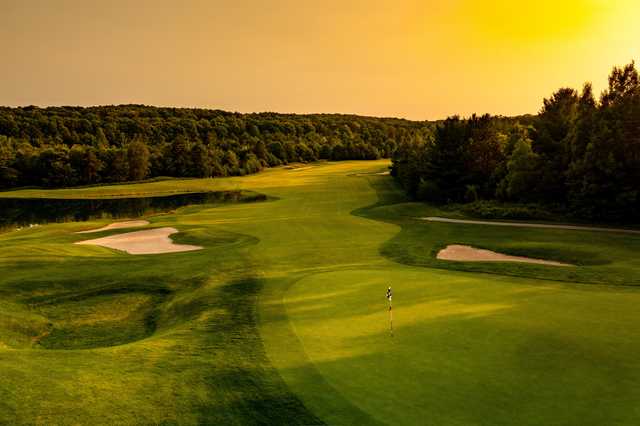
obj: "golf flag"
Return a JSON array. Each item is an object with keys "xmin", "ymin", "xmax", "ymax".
[{"xmin": 386, "ymin": 286, "xmax": 393, "ymax": 336}]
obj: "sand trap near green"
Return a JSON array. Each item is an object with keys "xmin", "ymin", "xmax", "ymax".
[
  {"xmin": 437, "ymin": 244, "xmax": 572, "ymax": 266},
  {"xmin": 75, "ymin": 227, "xmax": 202, "ymax": 254},
  {"xmin": 76, "ymin": 220, "xmax": 150, "ymax": 233}
]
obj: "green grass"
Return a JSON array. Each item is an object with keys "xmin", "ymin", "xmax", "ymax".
[
  {"xmin": 1, "ymin": 160, "xmax": 639, "ymax": 425},
  {"xmin": 284, "ymin": 268, "xmax": 640, "ymax": 425},
  {"xmin": 357, "ymin": 178, "xmax": 640, "ymax": 286}
]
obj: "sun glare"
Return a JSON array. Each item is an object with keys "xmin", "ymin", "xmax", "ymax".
[{"xmin": 447, "ymin": 0, "xmax": 630, "ymax": 45}]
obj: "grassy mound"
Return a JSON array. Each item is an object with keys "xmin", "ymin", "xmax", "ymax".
[{"xmin": 32, "ymin": 289, "xmax": 166, "ymax": 350}]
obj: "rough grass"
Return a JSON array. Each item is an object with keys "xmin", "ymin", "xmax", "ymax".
[{"xmin": 1, "ymin": 160, "xmax": 639, "ymax": 425}]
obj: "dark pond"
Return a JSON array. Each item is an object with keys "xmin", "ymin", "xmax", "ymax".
[{"xmin": 0, "ymin": 190, "xmax": 266, "ymax": 231}]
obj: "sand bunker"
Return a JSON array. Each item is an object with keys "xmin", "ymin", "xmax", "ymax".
[
  {"xmin": 437, "ymin": 245, "xmax": 571, "ymax": 267},
  {"xmin": 75, "ymin": 227, "xmax": 202, "ymax": 255},
  {"xmin": 76, "ymin": 220, "xmax": 150, "ymax": 234}
]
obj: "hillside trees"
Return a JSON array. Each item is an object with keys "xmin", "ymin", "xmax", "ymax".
[
  {"xmin": 127, "ymin": 140, "xmax": 150, "ymax": 181},
  {"xmin": 394, "ymin": 115, "xmax": 505, "ymax": 203},
  {"xmin": 572, "ymin": 62, "xmax": 640, "ymax": 219},
  {"xmin": 499, "ymin": 136, "xmax": 539, "ymax": 201},
  {"xmin": 531, "ymin": 87, "xmax": 578, "ymax": 202},
  {"xmin": 0, "ymin": 107, "xmax": 426, "ymax": 189},
  {"xmin": 392, "ymin": 62, "xmax": 640, "ymax": 222}
]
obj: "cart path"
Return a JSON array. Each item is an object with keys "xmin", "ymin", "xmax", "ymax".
[{"xmin": 422, "ymin": 217, "xmax": 640, "ymax": 235}]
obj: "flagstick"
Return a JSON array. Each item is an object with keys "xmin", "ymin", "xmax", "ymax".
[{"xmin": 389, "ymin": 300, "xmax": 393, "ymax": 337}]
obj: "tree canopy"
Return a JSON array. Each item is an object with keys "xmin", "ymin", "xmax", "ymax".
[
  {"xmin": 0, "ymin": 106, "xmax": 429, "ymax": 189},
  {"xmin": 392, "ymin": 62, "xmax": 640, "ymax": 222}
]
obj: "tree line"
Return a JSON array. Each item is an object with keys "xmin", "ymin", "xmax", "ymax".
[
  {"xmin": 0, "ymin": 106, "xmax": 430, "ymax": 189},
  {"xmin": 392, "ymin": 62, "xmax": 640, "ymax": 222}
]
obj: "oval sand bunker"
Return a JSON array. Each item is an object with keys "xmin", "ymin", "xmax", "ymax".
[
  {"xmin": 75, "ymin": 227, "xmax": 202, "ymax": 255},
  {"xmin": 76, "ymin": 220, "xmax": 150, "ymax": 234},
  {"xmin": 437, "ymin": 245, "xmax": 572, "ymax": 267}
]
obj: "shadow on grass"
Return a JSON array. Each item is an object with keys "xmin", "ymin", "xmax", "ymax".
[{"xmin": 193, "ymin": 277, "xmax": 325, "ymax": 425}]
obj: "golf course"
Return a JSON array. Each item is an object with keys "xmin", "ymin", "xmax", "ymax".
[{"xmin": 1, "ymin": 160, "xmax": 639, "ymax": 425}]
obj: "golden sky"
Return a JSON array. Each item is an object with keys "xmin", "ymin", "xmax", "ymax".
[{"xmin": 1, "ymin": 0, "xmax": 638, "ymax": 119}]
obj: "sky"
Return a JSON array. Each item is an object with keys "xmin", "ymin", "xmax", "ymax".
[{"xmin": 1, "ymin": 0, "xmax": 639, "ymax": 120}]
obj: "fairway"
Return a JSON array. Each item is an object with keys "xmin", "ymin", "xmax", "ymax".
[{"xmin": 1, "ymin": 160, "xmax": 639, "ymax": 425}]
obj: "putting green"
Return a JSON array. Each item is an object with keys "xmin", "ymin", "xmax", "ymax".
[
  {"xmin": 280, "ymin": 269, "xmax": 640, "ymax": 425},
  {"xmin": 1, "ymin": 160, "xmax": 639, "ymax": 425}
]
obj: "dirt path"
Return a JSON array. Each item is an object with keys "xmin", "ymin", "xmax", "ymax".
[
  {"xmin": 437, "ymin": 245, "xmax": 572, "ymax": 266},
  {"xmin": 423, "ymin": 217, "xmax": 640, "ymax": 235},
  {"xmin": 75, "ymin": 227, "xmax": 202, "ymax": 254}
]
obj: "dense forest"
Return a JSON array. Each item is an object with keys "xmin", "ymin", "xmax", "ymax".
[
  {"xmin": 392, "ymin": 62, "xmax": 640, "ymax": 222},
  {"xmin": 0, "ymin": 106, "xmax": 429, "ymax": 189},
  {"xmin": 1, "ymin": 63, "xmax": 638, "ymax": 222}
]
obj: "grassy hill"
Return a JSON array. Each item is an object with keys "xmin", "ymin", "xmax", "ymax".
[{"xmin": 1, "ymin": 160, "xmax": 639, "ymax": 425}]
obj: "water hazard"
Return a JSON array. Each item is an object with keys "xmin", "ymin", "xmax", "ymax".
[{"xmin": 0, "ymin": 190, "xmax": 266, "ymax": 231}]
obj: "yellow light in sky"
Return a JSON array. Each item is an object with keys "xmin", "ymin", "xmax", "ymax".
[
  {"xmin": 0, "ymin": 0, "xmax": 639, "ymax": 119},
  {"xmin": 458, "ymin": 0, "xmax": 609, "ymax": 42}
]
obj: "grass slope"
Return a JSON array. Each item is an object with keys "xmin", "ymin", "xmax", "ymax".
[{"xmin": 1, "ymin": 160, "xmax": 639, "ymax": 425}]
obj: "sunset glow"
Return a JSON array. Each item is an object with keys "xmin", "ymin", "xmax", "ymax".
[
  {"xmin": 1, "ymin": 2, "xmax": 640, "ymax": 424},
  {"xmin": 1, "ymin": 0, "xmax": 639, "ymax": 118}
]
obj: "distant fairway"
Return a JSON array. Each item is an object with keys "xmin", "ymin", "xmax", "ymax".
[{"xmin": 1, "ymin": 160, "xmax": 639, "ymax": 425}]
